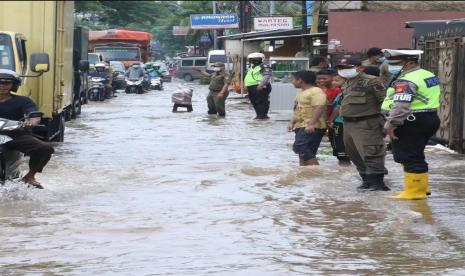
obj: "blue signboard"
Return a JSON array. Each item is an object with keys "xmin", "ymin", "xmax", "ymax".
[{"xmin": 190, "ymin": 14, "xmax": 239, "ymax": 29}]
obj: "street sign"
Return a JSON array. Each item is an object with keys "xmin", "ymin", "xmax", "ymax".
[
  {"xmin": 172, "ymin": 26, "xmax": 189, "ymax": 36},
  {"xmin": 253, "ymin": 17, "xmax": 293, "ymax": 31},
  {"xmin": 190, "ymin": 14, "xmax": 239, "ymax": 29}
]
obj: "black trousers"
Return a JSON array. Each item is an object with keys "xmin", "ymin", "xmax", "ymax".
[
  {"xmin": 247, "ymin": 84, "xmax": 271, "ymax": 118},
  {"xmin": 328, "ymin": 122, "xmax": 351, "ymax": 162},
  {"xmin": 5, "ymin": 134, "xmax": 54, "ymax": 173},
  {"xmin": 391, "ymin": 112, "xmax": 440, "ymax": 173}
]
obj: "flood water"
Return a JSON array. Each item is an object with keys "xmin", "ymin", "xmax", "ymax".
[{"xmin": 1, "ymin": 80, "xmax": 465, "ymax": 275}]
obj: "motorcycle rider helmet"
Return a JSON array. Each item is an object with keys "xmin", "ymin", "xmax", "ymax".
[
  {"xmin": 0, "ymin": 69, "xmax": 21, "ymax": 92},
  {"xmin": 153, "ymin": 64, "xmax": 161, "ymax": 70},
  {"xmin": 145, "ymin": 62, "xmax": 153, "ymax": 69},
  {"xmin": 95, "ymin": 62, "xmax": 106, "ymax": 71},
  {"xmin": 247, "ymin": 52, "xmax": 265, "ymax": 66},
  {"xmin": 132, "ymin": 63, "xmax": 141, "ymax": 69}
]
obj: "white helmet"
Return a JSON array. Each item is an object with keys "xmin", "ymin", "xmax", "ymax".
[
  {"xmin": 247, "ymin": 52, "xmax": 265, "ymax": 59},
  {"xmin": 0, "ymin": 69, "xmax": 21, "ymax": 92},
  {"xmin": 95, "ymin": 62, "xmax": 106, "ymax": 68}
]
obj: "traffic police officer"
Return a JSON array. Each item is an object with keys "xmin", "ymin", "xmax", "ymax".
[
  {"xmin": 193, "ymin": 62, "xmax": 230, "ymax": 117},
  {"xmin": 244, "ymin": 53, "xmax": 272, "ymax": 119},
  {"xmin": 382, "ymin": 49, "xmax": 441, "ymax": 200},
  {"xmin": 336, "ymin": 58, "xmax": 390, "ymax": 191}
]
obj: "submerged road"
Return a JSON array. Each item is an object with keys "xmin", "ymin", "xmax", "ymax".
[{"xmin": 1, "ymin": 80, "xmax": 465, "ymax": 275}]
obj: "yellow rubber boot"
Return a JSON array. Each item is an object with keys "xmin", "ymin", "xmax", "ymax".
[{"xmin": 390, "ymin": 172, "xmax": 428, "ymax": 200}]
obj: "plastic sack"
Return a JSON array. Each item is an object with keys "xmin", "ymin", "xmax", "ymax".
[{"xmin": 171, "ymin": 86, "xmax": 193, "ymax": 105}]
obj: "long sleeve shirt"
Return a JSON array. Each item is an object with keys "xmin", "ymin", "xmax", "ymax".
[{"xmin": 384, "ymin": 66, "xmax": 421, "ymax": 129}]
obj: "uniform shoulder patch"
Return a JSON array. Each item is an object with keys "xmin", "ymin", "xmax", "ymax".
[
  {"xmin": 424, "ymin": 76, "xmax": 440, "ymax": 88},
  {"xmin": 392, "ymin": 80, "xmax": 415, "ymax": 94}
]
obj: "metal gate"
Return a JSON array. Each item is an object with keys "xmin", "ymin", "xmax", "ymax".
[{"xmin": 420, "ymin": 37, "xmax": 465, "ymax": 153}]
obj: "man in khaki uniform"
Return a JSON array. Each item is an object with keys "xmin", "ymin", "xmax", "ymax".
[
  {"xmin": 336, "ymin": 58, "xmax": 390, "ymax": 191},
  {"xmin": 361, "ymin": 47, "xmax": 392, "ymax": 85},
  {"xmin": 193, "ymin": 62, "xmax": 230, "ymax": 117}
]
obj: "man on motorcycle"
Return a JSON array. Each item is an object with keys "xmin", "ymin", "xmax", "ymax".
[
  {"xmin": 149, "ymin": 63, "xmax": 164, "ymax": 85},
  {"xmin": 90, "ymin": 63, "xmax": 114, "ymax": 98},
  {"xmin": 0, "ymin": 69, "xmax": 54, "ymax": 189},
  {"xmin": 125, "ymin": 63, "xmax": 145, "ymax": 79}
]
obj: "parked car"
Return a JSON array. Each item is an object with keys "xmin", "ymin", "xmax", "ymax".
[{"xmin": 175, "ymin": 56, "xmax": 207, "ymax": 81}]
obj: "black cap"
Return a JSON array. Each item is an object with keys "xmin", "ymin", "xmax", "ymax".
[
  {"xmin": 366, "ymin": 47, "xmax": 383, "ymax": 57},
  {"xmin": 335, "ymin": 57, "xmax": 361, "ymax": 68}
]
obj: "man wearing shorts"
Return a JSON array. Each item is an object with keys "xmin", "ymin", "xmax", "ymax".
[{"xmin": 288, "ymin": 71, "xmax": 327, "ymax": 166}]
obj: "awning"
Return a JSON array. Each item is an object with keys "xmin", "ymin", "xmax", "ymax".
[
  {"xmin": 218, "ymin": 27, "xmax": 319, "ymax": 40},
  {"xmin": 406, "ymin": 18, "xmax": 465, "ymax": 39}
]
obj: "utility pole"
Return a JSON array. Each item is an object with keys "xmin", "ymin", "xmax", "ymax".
[
  {"xmin": 239, "ymin": 1, "xmax": 252, "ymax": 33},
  {"xmin": 301, "ymin": 0, "xmax": 309, "ymax": 51},
  {"xmin": 213, "ymin": 0, "xmax": 217, "ymax": 49},
  {"xmin": 269, "ymin": 1, "xmax": 275, "ymax": 16},
  {"xmin": 310, "ymin": 0, "xmax": 320, "ymax": 34}
]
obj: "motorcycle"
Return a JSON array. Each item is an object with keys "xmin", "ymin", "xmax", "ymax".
[
  {"xmin": 88, "ymin": 76, "xmax": 106, "ymax": 101},
  {"xmin": 125, "ymin": 77, "xmax": 144, "ymax": 94},
  {"xmin": 0, "ymin": 112, "xmax": 44, "ymax": 183},
  {"xmin": 150, "ymin": 77, "xmax": 163, "ymax": 90},
  {"xmin": 112, "ymin": 71, "xmax": 126, "ymax": 90},
  {"xmin": 142, "ymin": 73, "xmax": 151, "ymax": 92}
]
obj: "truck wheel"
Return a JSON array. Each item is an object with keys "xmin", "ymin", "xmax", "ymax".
[
  {"xmin": 64, "ymin": 108, "xmax": 72, "ymax": 121},
  {"xmin": 184, "ymin": 74, "xmax": 193, "ymax": 82},
  {"xmin": 71, "ymin": 98, "xmax": 82, "ymax": 119},
  {"xmin": 51, "ymin": 115, "xmax": 65, "ymax": 142}
]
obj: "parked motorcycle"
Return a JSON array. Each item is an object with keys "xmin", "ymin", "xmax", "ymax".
[
  {"xmin": 150, "ymin": 77, "xmax": 163, "ymax": 90},
  {"xmin": 0, "ymin": 112, "xmax": 44, "ymax": 183},
  {"xmin": 88, "ymin": 76, "xmax": 106, "ymax": 101},
  {"xmin": 125, "ymin": 77, "xmax": 144, "ymax": 94}
]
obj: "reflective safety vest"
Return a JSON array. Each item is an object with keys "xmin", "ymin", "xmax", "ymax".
[
  {"xmin": 244, "ymin": 65, "xmax": 263, "ymax": 87},
  {"xmin": 381, "ymin": 68, "xmax": 440, "ymax": 112}
]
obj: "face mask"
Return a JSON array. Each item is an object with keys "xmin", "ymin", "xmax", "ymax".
[
  {"xmin": 251, "ymin": 60, "xmax": 261, "ymax": 66},
  {"xmin": 388, "ymin": 65, "xmax": 403, "ymax": 74},
  {"xmin": 338, "ymin": 68, "xmax": 358, "ymax": 79},
  {"xmin": 213, "ymin": 67, "xmax": 222, "ymax": 72},
  {"xmin": 376, "ymin": 57, "xmax": 386, "ymax": 63}
]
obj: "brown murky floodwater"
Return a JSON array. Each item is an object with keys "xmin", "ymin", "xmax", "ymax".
[{"xmin": 1, "ymin": 80, "xmax": 465, "ymax": 275}]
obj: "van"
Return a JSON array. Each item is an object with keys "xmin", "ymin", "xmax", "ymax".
[
  {"xmin": 207, "ymin": 50, "xmax": 233, "ymax": 73},
  {"xmin": 175, "ymin": 56, "xmax": 207, "ymax": 81}
]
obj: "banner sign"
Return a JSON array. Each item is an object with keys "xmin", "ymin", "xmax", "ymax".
[
  {"xmin": 254, "ymin": 17, "xmax": 294, "ymax": 30},
  {"xmin": 172, "ymin": 26, "xmax": 189, "ymax": 36},
  {"xmin": 190, "ymin": 14, "xmax": 239, "ymax": 29}
]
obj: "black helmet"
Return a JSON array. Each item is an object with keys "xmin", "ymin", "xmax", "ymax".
[{"xmin": 0, "ymin": 69, "xmax": 21, "ymax": 92}]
